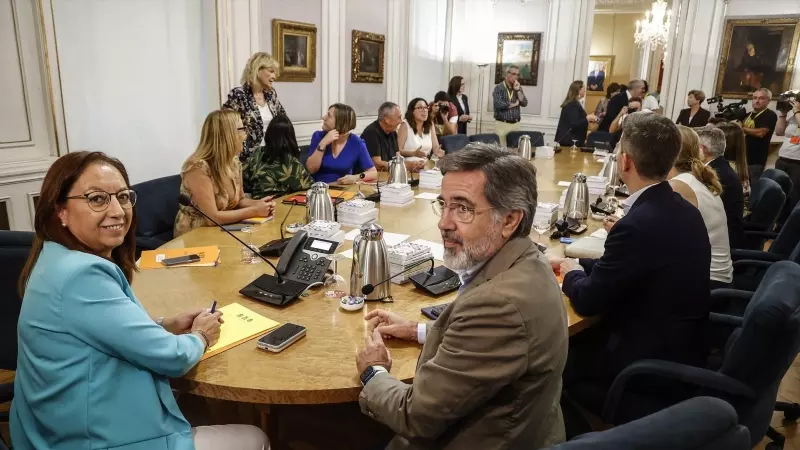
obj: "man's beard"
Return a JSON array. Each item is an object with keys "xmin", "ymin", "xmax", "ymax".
[{"xmin": 441, "ymin": 224, "xmax": 501, "ymax": 271}]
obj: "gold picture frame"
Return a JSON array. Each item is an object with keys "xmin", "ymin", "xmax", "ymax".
[
  {"xmin": 587, "ymin": 55, "xmax": 615, "ymax": 95},
  {"xmin": 272, "ymin": 19, "xmax": 317, "ymax": 82},
  {"xmin": 715, "ymin": 17, "xmax": 800, "ymax": 99},
  {"xmin": 495, "ymin": 33, "xmax": 541, "ymax": 86},
  {"xmin": 351, "ymin": 30, "xmax": 385, "ymax": 83}
]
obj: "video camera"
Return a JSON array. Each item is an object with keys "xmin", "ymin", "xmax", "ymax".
[
  {"xmin": 708, "ymin": 95, "xmax": 748, "ymax": 122},
  {"xmin": 777, "ymin": 90, "xmax": 799, "ymax": 114}
]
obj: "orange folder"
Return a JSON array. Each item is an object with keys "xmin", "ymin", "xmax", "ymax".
[{"xmin": 138, "ymin": 246, "xmax": 221, "ymax": 270}]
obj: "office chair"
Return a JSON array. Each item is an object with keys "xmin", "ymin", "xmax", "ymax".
[
  {"xmin": 601, "ymin": 261, "xmax": 800, "ymax": 450},
  {"xmin": 468, "ymin": 133, "xmax": 500, "ymax": 145},
  {"xmin": 0, "ymin": 230, "xmax": 33, "ymax": 438},
  {"xmin": 586, "ymin": 131, "xmax": 614, "ymax": 152},
  {"xmin": 298, "ymin": 144, "xmax": 310, "ymax": 167},
  {"xmin": 761, "ymin": 168, "xmax": 792, "ymax": 228},
  {"xmin": 742, "ymin": 178, "xmax": 785, "ymax": 247},
  {"xmin": 132, "ymin": 174, "xmax": 181, "ymax": 256},
  {"xmin": 548, "ymin": 397, "xmax": 749, "ymax": 450},
  {"xmin": 506, "ymin": 130, "xmax": 544, "ymax": 149},
  {"xmin": 439, "ymin": 134, "xmax": 470, "ymax": 154}
]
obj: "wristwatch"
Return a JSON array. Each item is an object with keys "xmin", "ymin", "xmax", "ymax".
[
  {"xmin": 360, "ymin": 365, "xmax": 387, "ymax": 386},
  {"xmin": 316, "ymin": 144, "xmax": 326, "ymax": 153}
]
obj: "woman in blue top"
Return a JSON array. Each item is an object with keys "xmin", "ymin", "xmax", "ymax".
[
  {"xmin": 12, "ymin": 151, "xmax": 269, "ymax": 450},
  {"xmin": 306, "ymin": 103, "xmax": 377, "ymax": 184}
]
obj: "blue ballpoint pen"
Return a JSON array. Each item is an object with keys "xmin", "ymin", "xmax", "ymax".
[{"xmin": 210, "ymin": 300, "xmax": 217, "ymax": 313}]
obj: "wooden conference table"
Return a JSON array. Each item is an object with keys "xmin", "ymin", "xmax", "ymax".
[{"xmin": 133, "ymin": 150, "xmax": 606, "ymax": 406}]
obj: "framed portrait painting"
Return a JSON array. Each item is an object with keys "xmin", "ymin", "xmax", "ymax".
[
  {"xmin": 587, "ymin": 55, "xmax": 614, "ymax": 94},
  {"xmin": 495, "ymin": 33, "xmax": 542, "ymax": 86},
  {"xmin": 715, "ymin": 17, "xmax": 800, "ymax": 98},
  {"xmin": 272, "ymin": 19, "xmax": 317, "ymax": 82},
  {"xmin": 352, "ymin": 30, "xmax": 385, "ymax": 83}
]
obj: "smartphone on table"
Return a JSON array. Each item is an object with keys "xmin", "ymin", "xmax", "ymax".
[
  {"xmin": 161, "ymin": 254, "xmax": 201, "ymax": 266},
  {"xmin": 257, "ymin": 323, "xmax": 307, "ymax": 353}
]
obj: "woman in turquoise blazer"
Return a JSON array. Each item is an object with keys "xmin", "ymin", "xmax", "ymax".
[{"xmin": 11, "ymin": 152, "xmax": 269, "ymax": 450}]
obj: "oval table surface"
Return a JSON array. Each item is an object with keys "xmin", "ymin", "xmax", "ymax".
[{"xmin": 133, "ymin": 150, "xmax": 607, "ymax": 405}]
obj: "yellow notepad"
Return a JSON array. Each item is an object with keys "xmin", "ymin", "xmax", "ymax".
[
  {"xmin": 242, "ymin": 216, "xmax": 274, "ymax": 224},
  {"xmin": 201, "ymin": 302, "xmax": 280, "ymax": 360},
  {"xmin": 138, "ymin": 246, "xmax": 220, "ymax": 269}
]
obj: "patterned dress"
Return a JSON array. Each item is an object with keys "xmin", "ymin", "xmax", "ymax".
[
  {"xmin": 174, "ymin": 159, "xmax": 243, "ymax": 237},
  {"xmin": 242, "ymin": 147, "xmax": 313, "ymax": 199},
  {"xmin": 223, "ymin": 83, "xmax": 287, "ymax": 162}
]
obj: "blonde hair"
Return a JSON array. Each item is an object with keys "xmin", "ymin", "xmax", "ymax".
[
  {"xmin": 240, "ymin": 52, "xmax": 279, "ymax": 87},
  {"xmin": 676, "ymin": 125, "xmax": 722, "ymax": 196},
  {"xmin": 184, "ymin": 110, "xmax": 241, "ymax": 192}
]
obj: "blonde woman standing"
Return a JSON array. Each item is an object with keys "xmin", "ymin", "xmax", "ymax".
[
  {"xmin": 669, "ymin": 125, "xmax": 732, "ymax": 289},
  {"xmin": 223, "ymin": 52, "xmax": 287, "ymax": 161},
  {"xmin": 174, "ymin": 110, "xmax": 276, "ymax": 237}
]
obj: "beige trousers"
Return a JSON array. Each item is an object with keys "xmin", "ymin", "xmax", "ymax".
[
  {"xmin": 192, "ymin": 424, "xmax": 270, "ymax": 450},
  {"xmin": 494, "ymin": 120, "xmax": 521, "ymax": 147}
]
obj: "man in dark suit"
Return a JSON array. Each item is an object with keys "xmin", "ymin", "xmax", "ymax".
[
  {"xmin": 598, "ymin": 79, "xmax": 645, "ymax": 132},
  {"xmin": 587, "ymin": 68, "xmax": 605, "ymax": 92},
  {"xmin": 697, "ymin": 125, "xmax": 745, "ymax": 249},
  {"xmin": 675, "ymin": 90, "xmax": 711, "ymax": 127},
  {"xmin": 551, "ymin": 112, "xmax": 711, "ymax": 388}
]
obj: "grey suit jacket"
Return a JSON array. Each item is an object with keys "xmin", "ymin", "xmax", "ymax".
[{"xmin": 359, "ymin": 237, "xmax": 569, "ymax": 449}]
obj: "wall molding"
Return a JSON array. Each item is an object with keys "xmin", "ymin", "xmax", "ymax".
[
  {"xmin": 0, "ymin": 0, "xmax": 34, "ymax": 148},
  {"xmin": 36, "ymin": 0, "xmax": 68, "ymax": 155}
]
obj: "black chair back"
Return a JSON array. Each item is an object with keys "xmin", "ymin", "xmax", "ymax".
[
  {"xmin": 298, "ymin": 144, "xmax": 310, "ymax": 167},
  {"xmin": 762, "ymin": 168, "xmax": 793, "ymax": 226},
  {"xmin": 439, "ymin": 134, "xmax": 470, "ymax": 154},
  {"xmin": 0, "ymin": 230, "xmax": 34, "ymax": 371},
  {"xmin": 506, "ymin": 130, "xmax": 544, "ymax": 149},
  {"xmin": 586, "ymin": 131, "xmax": 615, "ymax": 151},
  {"xmin": 768, "ymin": 203, "xmax": 800, "ymax": 257},
  {"xmin": 468, "ymin": 133, "xmax": 500, "ymax": 145},
  {"xmin": 746, "ymin": 177, "xmax": 785, "ymax": 232},
  {"xmin": 132, "ymin": 175, "xmax": 181, "ymax": 252},
  {"xmin": 548, "ymin": 397, "xmax": 749, "ymax": 450},
  {"xmin": 717, "ymin": 261, "xmax": 800, "ymax": 445}
]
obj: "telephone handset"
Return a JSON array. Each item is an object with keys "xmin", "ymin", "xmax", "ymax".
[{"xmin": 275, "ymin": 230, "xmax": 335, "ymax": 285}]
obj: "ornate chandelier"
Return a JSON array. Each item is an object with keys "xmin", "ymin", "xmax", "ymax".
[{"xmin": 634, "ymin": 0, "xmax": 671, "ymax": 50}]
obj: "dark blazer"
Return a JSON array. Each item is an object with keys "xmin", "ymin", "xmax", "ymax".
[
  {"xmin": 709, "ymin": 156, "xmax": 745, "ymax": 249},
  {"xmin": 562, "ymin": 182, "xmax": 711, "ymax": 379},
  {"xmin": 675, "ymin": 108, "xmax": 711, "ymax": 127},
  {"xmin": 556, "ymin": 100, "xmax": 589, "ymax": 146},
  {"xmin": 453, "ymin": 95, "xmax": 470, "ymax": 135},
  {"xmin": 598, "ymin": 91, "xmax": 629, "ymax": 132}
]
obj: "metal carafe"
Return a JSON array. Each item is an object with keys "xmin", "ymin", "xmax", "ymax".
[
  {"xmin": 601, "ymin": 153, "xmax": 620, "ymax": 187},
  {"xmin": 350, "ymin": 223, "xmax": 392, "ymax": 301},
  {"xmin": 387, "ymin": 154, "xmax": 408, "ymax": 184},
  {"xmin": 306, "ymin": 182, "xmax": 334, "ymax": 223},
  {"xmin": 518, "ymin": 135, "xmax": 532, "ymax": 160},
  {"xmin": 564, "ymin": 173, "xmax": 590, "ymax": 220}
]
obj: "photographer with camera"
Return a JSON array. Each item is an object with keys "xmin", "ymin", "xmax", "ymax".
[
  {"xmin": 431, "ymin": 91, "xmax": 458, "ymax": 137},
  {"xmin": 742, "ymin": 88, "xmax": 778, "ymax": 181},
  {"xmin": 775, "ymin": 91, "xmax": 800, "ymax": 220},
  {"xmin": 609, "ymin": 97, "xmax": 643, "ymax": 134}
]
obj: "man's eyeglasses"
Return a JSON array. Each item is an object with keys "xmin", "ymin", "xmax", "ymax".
[
  {"xmin": 431, "ymin": 199, "xmax": 494, "ymax": 224},
  {"xmin": 67, "ymin": 189, "xmax": 137, "ymax": 212}
]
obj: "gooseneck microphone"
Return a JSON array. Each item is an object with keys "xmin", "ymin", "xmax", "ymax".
[
  {"xmin": 361, "ymin": 258, "xmax": 435, "ymax": 296},
  {"xmin": 177, "ymin": 194, "xmax": 284, "ymax": 283},
  {"xmin": 259, "ymin": 200, "xmax": 297, "ymax": 257},
  {"xmin": 361, "ymin": 171, "xmax": 382, "ymax": 202}
]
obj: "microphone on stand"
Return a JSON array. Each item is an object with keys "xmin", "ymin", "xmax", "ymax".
[
  {"xmin": 361, "ymin": 171, "xmax": 382, "ymax": 202},
  {"xmin": 259, "ymin": 200, "xmax": 298, "ymax": 257},
  {"xmin": 177, "ymin": 194, "xmax": 306, "ymax": 303},
  {"xmin": 361, "ymin": 258, "xmax": 434, "ymax": 296}
]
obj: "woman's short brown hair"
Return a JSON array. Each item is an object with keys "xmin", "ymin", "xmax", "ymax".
[
  {"xmin": 328, "ymin": 103, "xmax": 357, "ymax": 134},
  {"xmin": 18, "ymin": 152, "xmax": 138, "ymax": 296},
  {"xmin": 688, "ymin": 90, "xmax": 706, "ymax": 103}
]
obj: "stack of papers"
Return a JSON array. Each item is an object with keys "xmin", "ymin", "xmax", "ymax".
[
  {"xmin": 535, "ymin": 146, "xmax": 555, "ymax": 159},
  {"xmin": 534, "ymin": 202, "xmax": 559, "ymax": 225},
  {"xmin": 138, "ymin": 246, "xmax": 221, "ymax": 269},
  {"xmin": 587, "ymin": 176, "xmax": 607, "ymax": 196},
  {"xmin": 419, "ymin": 169, "xmax": 444, "ymax": 189},
  {"xmin": 388, "ymin": 242, "xmax": 434, "ymax": 284},
  {"xmin": 593, "ymin": 148, "xmax": 609, "ymax": 157},
  {"xmin": 381, "ymin": 183, "xmax": 415, "ymax": 207},
  {"xmin": 559, "ymin": 189, "xmax": 568, "ymax": 209},
  {"xmin": 301, "ymin": 220, "xmax": 341, "ymax": 239},
  {"xmin": 337, "ymin": 199, "xmax": 378, "ymax": 227}
]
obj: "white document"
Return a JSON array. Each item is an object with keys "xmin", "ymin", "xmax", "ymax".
[
  {"xmin": 411, "ymin": 239, "xmax": 445, "ymax": 261},
  {"xmin": 414, "ymin": 192, "xmax": 439, "ymax": 200},
  {"xmin": 344, "ymin": 229, "xmax": 361, "ymax": 241},
  {"xmin": 590, "ymin": 228, "xmax": 608, "ymax": 239},
  {"xmin": 338, "ymin": 249, "xmax": 354, "ymax": 259},
  {"xmin": 557, "ymin": 181, "xmax": 571, "ymax": 187},
  {"xmin": 344, "ymin": 230, "xmax": 408, "ymax": 246}
]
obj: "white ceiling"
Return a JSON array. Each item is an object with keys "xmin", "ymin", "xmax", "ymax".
[{"xmin": 595, "ymin": 0, "xmax": 667, "ymax": 14}]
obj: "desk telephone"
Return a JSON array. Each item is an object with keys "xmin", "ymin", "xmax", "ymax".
[{"xmin": 239, "ymin": 230, "xmax": 335, "ymax": 306}]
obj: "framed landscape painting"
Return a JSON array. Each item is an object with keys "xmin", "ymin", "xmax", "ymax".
[
  {"xmin": 494, "ymin": 33, "xmax": 542, "ymax": 86},
  {"xmin": 351, "ymin": 30, "xmax": 385, "ymax": 83},
  {"xmin": 715, "ymin": 17, "xmax": 800, "ymax": 98},
  {"xmin": 272, "ymin": 19, "xmax": 317, "ymax": 82}
]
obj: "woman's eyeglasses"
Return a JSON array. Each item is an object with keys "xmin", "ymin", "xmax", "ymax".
[
  {"xmin": 67, "ymin": 189, "xmax": 138, "ymax": 212},
  {"xmin": 414, "ymin": 106, "xmax": 428, "ymax": 111},
  {"xmin": 237, "ymin": 126, "xmax": 247, "ymax": 131}
]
